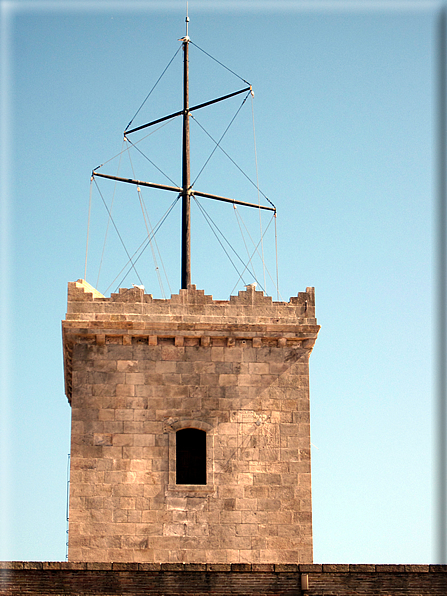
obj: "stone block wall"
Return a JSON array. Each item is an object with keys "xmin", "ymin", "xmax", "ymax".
[
  {"xmin": 62, "ymin": 281, "xmax": 319, "ymax": 564},
  {"xmin": 2, "ymin": 562, "xmax": 447, "ymax": 595}
]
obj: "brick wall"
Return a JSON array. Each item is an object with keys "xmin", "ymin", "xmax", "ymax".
[
  {"xmin": 62, "ymin": 282, "xmax": 319, "ymax": 564},
  {"xmin": 1, "ymin": 562, "xmax": 446, "ymax": 595}
]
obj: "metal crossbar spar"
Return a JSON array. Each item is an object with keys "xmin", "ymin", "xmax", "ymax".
[
  {"xmin": 91, "ymin": 171, "xmax": 276, "ymax": 213},
  {"xmin": 193, "ymin": 189, "xmax": 275, "ymax": 212},
  {"xmin": 124, "ymin": 87, "xmax": 252, "ymax": 136},
  {"xmin": 92, "ymin": 172, "xmax": 182, "ymax": 194}
]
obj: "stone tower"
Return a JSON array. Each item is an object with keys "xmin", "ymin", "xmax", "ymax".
[{"xmin": 63, "ymin": 279, "xmax": 319, "ymax": 563}]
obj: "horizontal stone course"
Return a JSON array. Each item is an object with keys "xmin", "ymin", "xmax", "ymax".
[
  {"xmin": 1, "ymin": 562, "xmax": 444, "ymax": 572},
  {"xmin": 2, "ymin": 562, "xmax": 447, "ymax": 596}
]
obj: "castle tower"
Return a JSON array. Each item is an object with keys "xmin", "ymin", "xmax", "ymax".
[{"xmin": 63, "ymin": 280, "xmax": 319, "ymax": 564}]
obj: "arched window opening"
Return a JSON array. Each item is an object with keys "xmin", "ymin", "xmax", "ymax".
[{"xmin": 176, "ymin": 428, "xmax": 206, "ymax": 485}]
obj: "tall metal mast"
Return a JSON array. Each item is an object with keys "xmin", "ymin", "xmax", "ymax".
[
  {"xmin": 93, "ymin": 12, "xmax": 276, "ymax": 292},
  {"xmin": 181, "ymin": 13, "xmax": 191, "ymax": 289}
]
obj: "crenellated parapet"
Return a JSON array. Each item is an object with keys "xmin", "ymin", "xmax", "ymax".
[
  {"xmin": 65, "ymin": 280, "xmax": 317, "ymax": 322},
  {"xmin": 63, "ymin": 281, "xmax": 320, "ymax": 404}
]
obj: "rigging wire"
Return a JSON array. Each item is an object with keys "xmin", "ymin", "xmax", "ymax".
[
  {"xmin": 274, "ymin": 214, "xmax": 282, "ymax": 301},
  {"xmin": 125, "ymin": 135, "xmax": 179, "ymax": 188},
  {"xmin": 137, "ymin": 186, "xmax": 166, "ymax": 298},
  {"xmin": 103, "ymin": 194, "xmax": 180, "ymax": 295},
  {"xmin": 229, "ymin": 215, "xmax": 276, "ymax": 297},
  {"xmin": 84, "ymin": 177, "xmax": 94, "ymax": 281},
  {"xmin": 190, "ymin": 41, "xmax": 250, "ymax": 86},
  {"xmin": 233, "ymin": 206, "xmax": 258, "ymax": 284},
  {"xmin": 190, "ymin": 91, "xmax": 250, "ymax": 188},
  {"xmin": 103, "ymin": 196, "xmax": 178, "ymax": 296},
  {"xmin": 190, "ymin": 110, "xmax": 274, "ymax": 208},
  {"xmin": 153, "ymin": 214, "xmax": 173, "ymax": 296},
  {"xmin": 126, "ymin": 138, "xmax": 171, "ymax": 298},
  {"xmin": 251, "ymin": 92, "xmax": 266, "ymax": 295},
  {"xmin": 96, "ymin": 138, "xmax": 126, "ymax": 289},
  {"xmin": 93, "ymin": 177, "xmax": 144, "ymax": 288},
  {"xmin": 193, "ymin": 196, "xmax": 264, "ymax": 292},
  {"xmin": 114, "ymin": 195, "xmax": 180, "ymax": 292},
  {"xmin": 194, "ymin": 198, "xmax": 252, "ymax": 289},
  {"xmin": 235, "ymin": 204, "xmax": 262, "ymax": 261},
  {"xmin": 125, "ymin": 44, "xmax": 182, "ymax": 132},
  {"xmin": 127, "ymin": 146, "xmax": 165, "ymax": 298},
  {"xmin": 94, "ymin": 118, "xmax": 176, "ymax": 172}
]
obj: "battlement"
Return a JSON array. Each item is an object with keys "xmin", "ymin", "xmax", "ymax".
[{"xmin": 66, "ymin": 280, "xmax": 317, "ymax": 325}]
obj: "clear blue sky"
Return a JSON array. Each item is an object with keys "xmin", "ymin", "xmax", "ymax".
[{"xmin": 0, "ymin": 0, "xmax": 439, "ymax": 563}]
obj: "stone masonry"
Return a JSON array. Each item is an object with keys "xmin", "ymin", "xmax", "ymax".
[
  {"xmin": 62, "ymin": 280, "xmax": 320, "ymax": 564},
  {"xmin": 3, "ymin": 562, "xmax": 447, "ymax": 596}
]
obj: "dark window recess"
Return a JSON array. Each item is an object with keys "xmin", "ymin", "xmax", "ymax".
[{"xmin": 176, "ymin": 428, "xmax": 206, "ymax": 485}]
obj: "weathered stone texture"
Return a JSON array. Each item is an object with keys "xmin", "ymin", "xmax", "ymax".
[{"xmin": 62, "ymin": 281, "xmax": 319, "ymax": 563}]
